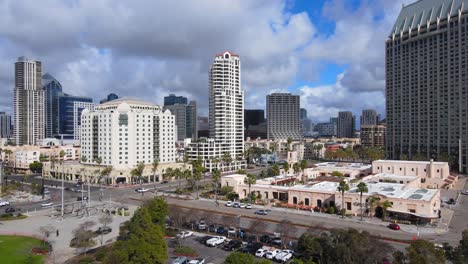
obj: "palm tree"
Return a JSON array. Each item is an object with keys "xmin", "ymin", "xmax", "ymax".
[
  {"xmin": 300, "ymin": 159, "xmax": 307, "ymax": 173},
  {"xmin": 287, "ymin": 137, "xmax": 293, "ymax": 151},
  {"xmin": 244, "ymin": 173, "xmax": 257, "ymax": 204},
  {"xmin": 191, "ymin": 159, "xmax": 205, "ymax": 198},
  {"xmin": 171, "ymin": 168, "xmax": 181, "ymax": 186},
  {"xmin": 337, "ymin": 180, "xmax": 350, "ymax": 218},
  {"xmin": 368, "ymin": 196, "xmax": 380, "ymax": 218},
  {"xmin": 293, "ymin": 163, "xmax": 301, "ymax": 176},
  {"xmin": 99, "ymin": 166, "xmax": 113, "ymax": 185},
  {"xmin": 151, "ymin": 159, "xmax": 159, "ymax": 187},
  {"xmin": 80, "ymin": 156, "xmax": 87, "ymax": 163},
  {"xmin": 130, "ymin": 162, "xmax": 145, "ymax": 185},
  {"xmin": 183, "ymin": 168, "xmax": 193, "ymax": 189},
  {"xmin": 212, "ymin": 169, "xmax": 221, "ymax": 202},
  {"xmin": 271, "ymin": 164, "xmax": 280, "ymax": 177},
  {"xmin": 270, "ymin": 142, "xmax": 278, "ymax": 154},
  {"xmin": 222, "ymin": 152, "xmax": 232, "ymax": 172},
  {"xmin": 95, "ymin": 156, "xmax": 102, "ymax": 165},
  {"xmin": 381, "ymin": 200, "xmax": 392, "ymax": 220},
  {"xmin": 356, "ymin": 182, "xmax": 368, "ymax": 221},
  {"xmin": 282, "ymin": 162, "xmax": 290, "ymax": 175}
]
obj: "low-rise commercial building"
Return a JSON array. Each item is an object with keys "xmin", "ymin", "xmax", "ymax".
[{"xmin": 360, "ymin": 125, "xmax": 385, "ymax": 148}]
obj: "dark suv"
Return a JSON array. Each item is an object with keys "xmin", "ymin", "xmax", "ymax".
[{"xmin": 223, "ymin": 240, "xmax": 243, "ymax": 251}]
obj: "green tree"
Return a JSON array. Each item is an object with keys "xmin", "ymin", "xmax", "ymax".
[
  {"xmin": 271, "ymin": 164, "xmax": 280, "ymax": 176},
  {"xmin": 393, "ymin": 239, "xmax": 445, "ymax": 264},
  {"xmin": 29, "ymin": 161, "xmax": 43, "ymax": 173},
  {"xmin": 380, "ymin": 200, "xmax": 392, "ymax": 220},
  {"xmin": 222, "ymin": 152, "xmax": 233, "ymax": 171},
  {"xmin": 224, "ymin": 252, "xmax": 255, "ymax": 264},
  {"xmin": 142, "ymin": 197, "xmax": 169, "ymax": 226},
  {"xmin": 212, "ymin": 169, "xmax": 221, "ymax": 202},
  {"xmin": 452, "ymin": 229, "xmax": 468, "ymax": 263},
  {"xmin": 331, "ymin": 171, "xmax": 344, "ymax": 177},
  {"xmin": 99, "ymin": 166, "xmax": 113, "ymax": 185},
  {"xmin": 95, "ymin": 156, "xmax": 102, "ymax": 165},
  {"xmin": 356, "ymin": 182, "xmax": 368, "ymax": 221},
  {"xmin": 237, "ymin": 169, "xmax": 246, "ymax": 175},
  {"xmin": 337, "ymin": 180, "xmax": 350, "ymax": 218},
  {"xmin": 368, "ymin": 196, "xmax": 380, "ymax": 218},
  {"xmin": 244, "ymin": 173, "xmax": 257, "ymax": 204},
  {"xmin": 191, "ymin": 159, "xmax": 205, "ymax": 198},
  {"xmin": 164, "ymin": 167, "xmax": 174, "ymax": 185},
  {"xmin": 131, "ymin": 162, "xmax": 146, "ymax": 185},
  {"xmin": 293, "ymin": 162, "xmax": 301, "ymax": 176},
  {"xmin": 287, "ymin": 137, "xmax": 293, "ymax": 151},
  {"xmin": 283, "ymin": 161, "xmax": 290, "ymax": 175},
  {"xmin": 300, "ymin": 159, "xmax": 308, "ymax": 172},
  {"xmin": 107, "ymin": 206, "xmax": 167, "ymax": 264}
]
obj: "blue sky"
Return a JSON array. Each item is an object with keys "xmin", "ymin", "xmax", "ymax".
[{"xmin": 0, "ymin": 0, "xmax": 407, "ymax": 122}]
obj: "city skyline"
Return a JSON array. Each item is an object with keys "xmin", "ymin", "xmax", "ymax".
[{"xmin": 0, "ymin": 1, "xmax": 411, "ymax": 122}]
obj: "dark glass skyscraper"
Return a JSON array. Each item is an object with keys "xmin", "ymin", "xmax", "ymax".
[
  {"xmin": 386, "ymin": 0, "xmax": 468, "ymax": 172},
  {"xmin": 164, "ymin": 94, "xmax": 188, "ymax": 106},
  {"xmin": 43, "ymin": 73, "xmax": 63, "ymax": 138},
  {"xmin": 99, "ymin": 93, "xmax": 119, "ymax": 104},
  {"xmin": 58, "ymin": 94, "xmax": 93, "ymax": 135}
]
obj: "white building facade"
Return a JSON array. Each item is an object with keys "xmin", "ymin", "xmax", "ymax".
[
  {"xmin": 14, "ymin": 57, "xmax": 44, "ymax": 145},
  {"xmin": 80, "ymin": 98, "xmax": 176, "ymax": 169},
  {"xmin": 73, "ymin": 101, "xmax": 95, "ymax": 141}
]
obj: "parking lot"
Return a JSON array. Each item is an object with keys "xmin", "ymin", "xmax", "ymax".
[{"xmin": 167, "ymin": 226, "xmax": 298, "ymax": 264}]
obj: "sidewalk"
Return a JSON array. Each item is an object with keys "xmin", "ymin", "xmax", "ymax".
[{"xmin": 209, "ymin": 199, "xmax": 448, "ymax": 235}]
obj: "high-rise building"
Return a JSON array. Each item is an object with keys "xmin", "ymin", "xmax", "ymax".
[
  {"xmin": 80, "ymin": 98, "xmax": 176, "ymax": 167},
  {"xmin": 0, "ymin": 112, "xmax": 12, "ymax": 138},
  {"xmin": 300, "ymin": 108, "xmax": 308, "ymax": 120},
  {"xmin": 164, "ymin": 94, "xmax": 188, "ymax": 106},
  {"xmin": 42, "ymin": 73, "xmax": 63, "ymax": 138},
  {"xmin": 58, "ymin": 93, "xmax": 93, "ymax": 136},
  {"xmin": 267, "ymin": 93, "xmax": 302, "ymax": 140},
  {"xmin": 386, "ymin": 0, "xmax": 468, "ymax": 172},
  {"xmin": 315, "ymin": 122, "xmax": 336, "ymax": 137},
  {"xmin": 73, "ymin": 101, "xmax": 95, "ymax": 141},
  {"xmin": 14, "ymin": 56, "xmax": 44, "ymax": 145},
  {"xmin": 360, "ymin": 109, "xmax": 379, "ymax": 127},
  {"xmin": 361, "ymin": 125, "xmax": 386, "ymax": 148},
  {"xmin": 99, "ymin": 93, "xmax": 119, "ymax": 104},
  {"xmin": 163, "ymin": 100, "xmax": 198, "ymax": 141},
  {"xmin": 187, "ymin": 52, "xmax": 245, "ymax": 171},
  {"xmin": 337, "ymin": 111, "xmax": 355, "ymax": 138},
  {"xmin": 209, "ymin": 51, "xmax": 244, "ymax": 160},
  {"xmin": 244, "ymin": 109, "xmax": 266, "ymax": 139}
]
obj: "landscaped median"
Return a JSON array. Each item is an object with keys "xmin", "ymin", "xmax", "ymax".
[{"xmin": 0, "ymin": 235, "xmax": 49, "ymax": 264}]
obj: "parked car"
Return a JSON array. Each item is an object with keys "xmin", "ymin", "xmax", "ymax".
[
  {"xmin": 255, "ymin": 248, "xmax": 268, "ymax": 258},
  {"xmin": 275, "ymin": 250, "xmax": 294, "ymax": 262},
  {"xmin": 233, "ymin": 202, "xmax": 240, "ymax": 208},
  {"xmin": 461, "ymin": 190, "xmax": 468, "ymax": 195},
  {"xmin": 171, "ymin": 256, "xmax": 189, "ymax": 264},
  {"xmin": 225, "ymin": 201, "xmax": 233, "ymax": 207},
  {"xmin": 96, "ymin": 226, "xmax": 112, "ymax": 235},
  {"xmin": 265, "ymin": 249, "xmax": 281, "ymax": 260},
  {"xmin": 43, "ymin": 189, "xmax": 50, "ymax": 194},
  {"xmin": 198, "ymin": 220, "xmax": 207, "ymax": 231},
  {"xmin": 239, "ymin": 203, "xmax": 246, "ymax": 208},
  {"xmin": 41, "ymin": 202, "xmax": 54, "ymax": 207},
  {"xmin": 388, "ymin": 223, "xmax": 401, "ymax": 230},
  {"xmin": 5, "ymin": 207, "xmax": 15, "ymax": 213},
  {"xmin": 135, "ymin": 188, "xmax": 149, "ymax": 193},
  {"xmin": 198, "ymin": 236, "xmax": 213, "ymax": 245},
  {"xmin": 227, "ymin": 227, "xmax": 237, "ymax": 237},
  {"xmin": 260, "ymin": 235, "xmax": 272, "ymax": 244},
  {"xmin": 77, "ymin": 196, "xmax": 89, "ymax": 201},
  {"xmin": 240, "ymin": 242, "xmax": 263, "ymax": 254},
  {"xmin": 447, "ymin": 198, "xmax": 456, "ymax": 205},
  {"xmin": 254, "ymin": 209, "xmax": 269, "ymax": 215},
  {"xmin": 272, "ymin": 237, "xmax": 282, "ymax": 246},
  {"xmin": 0, "ymin": 201, "xmax": 10, "ymax": 207},
  {"xmin": 206, "ymin": 236, "xmax": 226, "ymax": 247},
  {"xmin": 177, "ymin": 231, "xmax": 193, "ymax": 239},
  {"xmin": 188, "ymin": 258, "xmax": 205, "ymax": 264},
  {"xmin": 245, "ymin": 204, "xmax": 252, "ymax": 209},
  {"xmin": 223, "ymin": 240, "xmax": 243, "ymax": 251},
  {"xmin": 216, "ymin": 226, "xmax": 226, "ymax": 235}
]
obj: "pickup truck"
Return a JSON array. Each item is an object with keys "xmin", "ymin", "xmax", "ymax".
[{"xmin": 206, "ymin": 236, "xmax": 226, "ymax": 247}]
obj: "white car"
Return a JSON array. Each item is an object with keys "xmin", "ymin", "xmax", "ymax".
[
  {"xmin": 225, "ymin": 201, "xmax": 233, "ymax": 207},
  {"xmin": 43, "ymin": 189, "xmax": 50, "ymax": 194},
  {"xmin": 0, "ymin": 201, "xmax": 10, "ymax": 207},
  {"xmin": 255, "ymin": 248, "xmax": 267, "ymax": 257},
  {"xmin": 227, "ymin": 227, "xmax": 236, "ymax": 237},
  {"xmin": 198, "ymin": 220, "xmax": 207, "ymax": 230},
  {"xmin": 188, "ymin": 258, "xmax": 205, "ymax": 264},
  {"xmin": 206, "ymin": 236, "xmax": 226, "ymax": 247},
  {"xmin": 239, "ymin": 203, "xmax": 246, "ymax": 208},
  {"xmin": 245, "ymin": 204, "xmax": 252, "ymax": 209},
  {"xmin": 275, "ymin": 250, "xmax": 294, "ymax": 262},
  {"xmin": 176, "ymin": 231, "xmax": 193, "ymax": 239},
  {"xmin": 41, "ymin": 202, "xmax": 54, "ymax": 207},
  {"xmin": 135, "ymin": 188, "xmax": 149, "ymax": 193},
  {"xmin": 265, "ymin": 249, "xmax": 281, "ymax": 260}
]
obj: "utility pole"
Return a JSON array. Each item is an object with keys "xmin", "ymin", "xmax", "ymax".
[{"xmin": 61, "ymin": 157, "xmax": 64, "ymax": 219}]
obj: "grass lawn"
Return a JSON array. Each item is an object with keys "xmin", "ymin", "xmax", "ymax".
[{"xmin": 0, "ymin": 235, "xmax": 45, "ymax": 264}]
